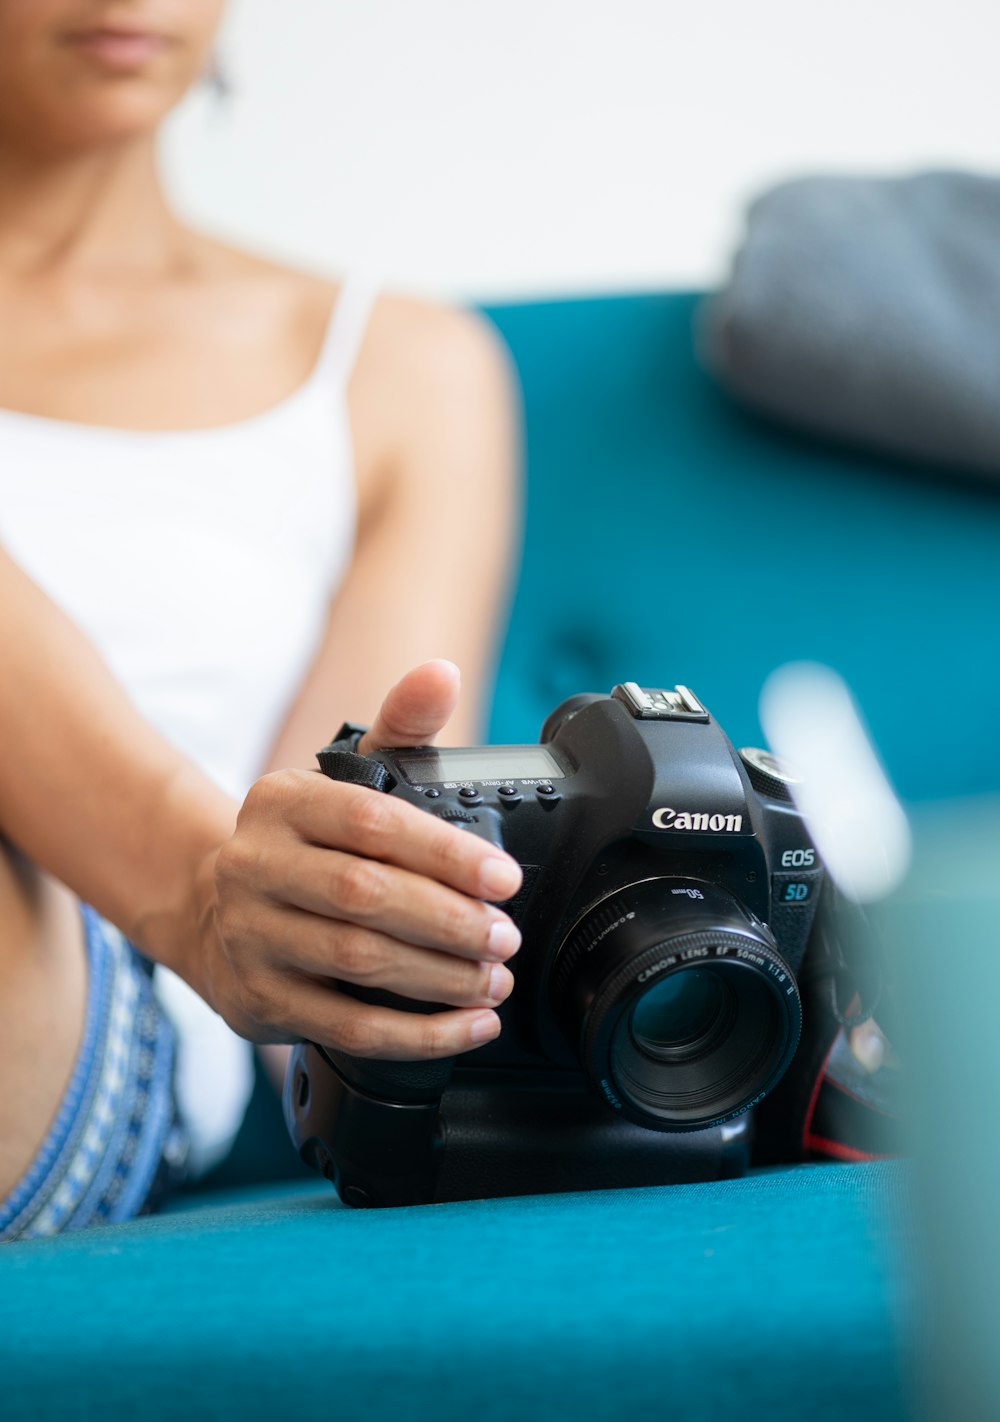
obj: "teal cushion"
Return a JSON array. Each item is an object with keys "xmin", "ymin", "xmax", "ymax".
[
  {"xmin": 2, "ymin": 1163, "xmax": 910, "ymax": 1422},
  {"xmin": 486, "ymin": 293, "xmax": 1000, "ymax": 803}
]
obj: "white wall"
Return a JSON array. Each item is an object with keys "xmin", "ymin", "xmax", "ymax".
[{"xmin": 162, "ymin": 0, "xmax": 1000, "ymax": 301}]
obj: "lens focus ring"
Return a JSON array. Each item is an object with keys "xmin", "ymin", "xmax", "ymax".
[{"xmin": 553, "ymin": 879, "xmax": 802, "ymax": 1132}]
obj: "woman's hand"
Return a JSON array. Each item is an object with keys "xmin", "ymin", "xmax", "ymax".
[{"xmin": 200, "ymin": 661, "xmax": 523, "ymax": 1060}]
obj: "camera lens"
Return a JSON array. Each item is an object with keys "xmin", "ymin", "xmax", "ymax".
[
  {"xmin": 552, "ymin": 879, "xmax": 801, "ymax": 1131},
  {"xmin": 629, "ymin": 968, "xmax": 736, "ymax": 1063}
]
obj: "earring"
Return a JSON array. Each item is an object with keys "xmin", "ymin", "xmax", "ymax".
[{"xmin": 203, "ymin": 51, "xmax": 233, "ymax": 102}]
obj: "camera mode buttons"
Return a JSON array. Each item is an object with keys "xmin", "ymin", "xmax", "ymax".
[
  {"xmin": 536, "ymin": 783, "xmax": 561, "ymax": 806},
  {"xmin": 458, "ymin": 785, "xmax": 483, "ymax": 806},
  {"xmin": 739, "ymin": 747, "xmax": 799, "ymax": 803}
]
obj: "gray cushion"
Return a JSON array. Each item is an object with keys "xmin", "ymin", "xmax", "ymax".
[{"xmin": 702, "ymin": 171, "xmax": 1000, "ymax": 477}]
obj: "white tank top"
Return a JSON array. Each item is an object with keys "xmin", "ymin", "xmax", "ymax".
[{"xmin": 0, "ymin": 272, "xmax": 378, "ymax": 1174}]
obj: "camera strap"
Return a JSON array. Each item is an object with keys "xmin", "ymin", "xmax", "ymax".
[
  {"xmin": 315, "ymin": 722, "xmax": 394, "ymax": 793},
  {"xmin": 800, "ymin": 890, "xmax": 883, "ymax": 1030},
  {"xmin": 756, "ymin": 883, "xmax": 900, "ymax": 1165}
]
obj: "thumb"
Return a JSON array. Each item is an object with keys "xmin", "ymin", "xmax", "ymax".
[{"xmin": 357, "ymin": 660, "xmax": 461, "ymax": 754}]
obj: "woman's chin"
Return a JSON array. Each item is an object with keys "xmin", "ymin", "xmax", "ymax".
[
  {"xmin": 0, "ymin": 86, "xmax": 187, "ymax": 156},
  {"xmin": 0, "ymin": 37, "xmax": 203, "ymax": 157}
]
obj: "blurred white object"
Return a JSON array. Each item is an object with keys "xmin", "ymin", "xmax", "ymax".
[
  {"xmin": 154, "ymin": 967, "xmax": 256, "ymax": 1179},
  {"xmin": 759, "ymin": 662, "xmax": 911, "ymax": 903}
]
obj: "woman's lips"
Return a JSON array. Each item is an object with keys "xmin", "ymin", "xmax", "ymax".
[{"xmin": 63, "ymin": 28, "xmax": 171, "ymax": 70}]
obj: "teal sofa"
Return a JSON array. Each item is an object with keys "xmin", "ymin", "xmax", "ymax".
[{"xmin": 7, "ymin": 292, "xmax": 999, "ymax": 1422}]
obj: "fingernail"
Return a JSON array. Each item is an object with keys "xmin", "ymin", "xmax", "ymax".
[
  {"xmin": 487, "ymin": 917, "xmax": 522, "ymax": 960},
  {"xmin": 487, "ymin": 963, "xmax": 511, "ymax": 1003},
  {"xmin": 470, "ymin": 1011, "xmax": 501, "ymax": 1044},
  {"xmin": 480, "ymin": 856, "xmax": 522, "ymax": 900}
]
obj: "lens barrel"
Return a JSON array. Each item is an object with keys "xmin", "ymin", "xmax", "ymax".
[{"xmin": 552, "ymin": 879, "xmax": 802, "ymax": 1130}]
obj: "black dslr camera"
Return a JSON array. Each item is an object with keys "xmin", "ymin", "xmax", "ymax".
[{"xmin": 284, "ymin": 684, "xmax": 823, "ymax": 1207}]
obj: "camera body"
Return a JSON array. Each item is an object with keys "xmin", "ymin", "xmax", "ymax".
[{"xmin": 284, "ymin": 684, "xmax": 823, "ymax": 1206}]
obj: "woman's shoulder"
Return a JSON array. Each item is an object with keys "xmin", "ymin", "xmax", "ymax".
[
  {"xmin": 190, "ymin": 232, "xmax": 505, "ymax": 381},
  {"xmin": 362, "ymin": 290, "xmax": 511, "ymax": 393},
  {"xmin": 191, "ymin": 233, "xmax": 513, "ymax": 483},
  {"xmin": 354, "ymin": 289, "xmax": 516, "ymax": 497},
  {"xmin": 353, "ymin": 285, "xmax": 515, "ymax": 444}
]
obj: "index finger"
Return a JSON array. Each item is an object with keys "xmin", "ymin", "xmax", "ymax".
[{"xmin": 287, "ymin": 775, "xmax": 523, "ymax": 902}]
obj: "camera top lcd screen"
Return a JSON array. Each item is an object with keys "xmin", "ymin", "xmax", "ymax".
[{"xmin": 395, "ymin": 746, "xmax": 566, "ymax": 786}]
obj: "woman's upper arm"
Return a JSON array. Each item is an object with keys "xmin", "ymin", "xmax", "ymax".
[{"xmin": 264, "ymin": 297, "xmax": 522, "ymax": 771}]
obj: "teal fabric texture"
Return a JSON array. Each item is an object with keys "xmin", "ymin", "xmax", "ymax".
[
  {"xmin": 3, "ymin": 1164, "xmax": 911, "ymax": 1422},
  {"xmin": 6, "ymin": 290, "xmax": 978, "ymax": 1419}
]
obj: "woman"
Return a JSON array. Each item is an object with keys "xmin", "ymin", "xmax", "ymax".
[{"xmin": 0, "ymin": 1, "xmax": 524, "ymax": 1238}]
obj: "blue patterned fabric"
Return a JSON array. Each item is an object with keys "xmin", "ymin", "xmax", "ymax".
[{"xmin": 0, "ymin": 907, "xmax": 188, "ymax": 1241}]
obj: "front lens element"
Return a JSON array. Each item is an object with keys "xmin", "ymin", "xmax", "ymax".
[
  {"xmin": 629, "ymin": 968, "xmax": 736, "ymax": 1063},
  {"xmin": 611, "ymin": 959, "xmax": 783, "ymax": 1124}
]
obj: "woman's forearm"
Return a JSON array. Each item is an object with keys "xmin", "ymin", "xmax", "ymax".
[
  {"xmin": 0, "ymin": 549, "xmax": 522, "ymax": 1059},
  {"xmin": 0, "ymin": 546, "xmax": 237, "ymax": 995}
]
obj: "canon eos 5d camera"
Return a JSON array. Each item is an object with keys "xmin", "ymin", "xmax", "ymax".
[{"xmin": 284, "ymin": 683, "xmax": 822, "ymax": 1206}]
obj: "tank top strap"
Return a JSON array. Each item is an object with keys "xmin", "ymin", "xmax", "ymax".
[{"xmin": 315, "ymin": 271, "xmax": 380, "ymax": 388}]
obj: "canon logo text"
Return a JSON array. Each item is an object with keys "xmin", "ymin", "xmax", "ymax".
[{"xmin": 651, "ymin": 807, "xmax": 743, "ymax": 832}]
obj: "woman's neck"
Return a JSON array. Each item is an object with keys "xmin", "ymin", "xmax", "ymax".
[{"xmin": 0, "ymin": 136, "xmax": 189, "ymax": 280}]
